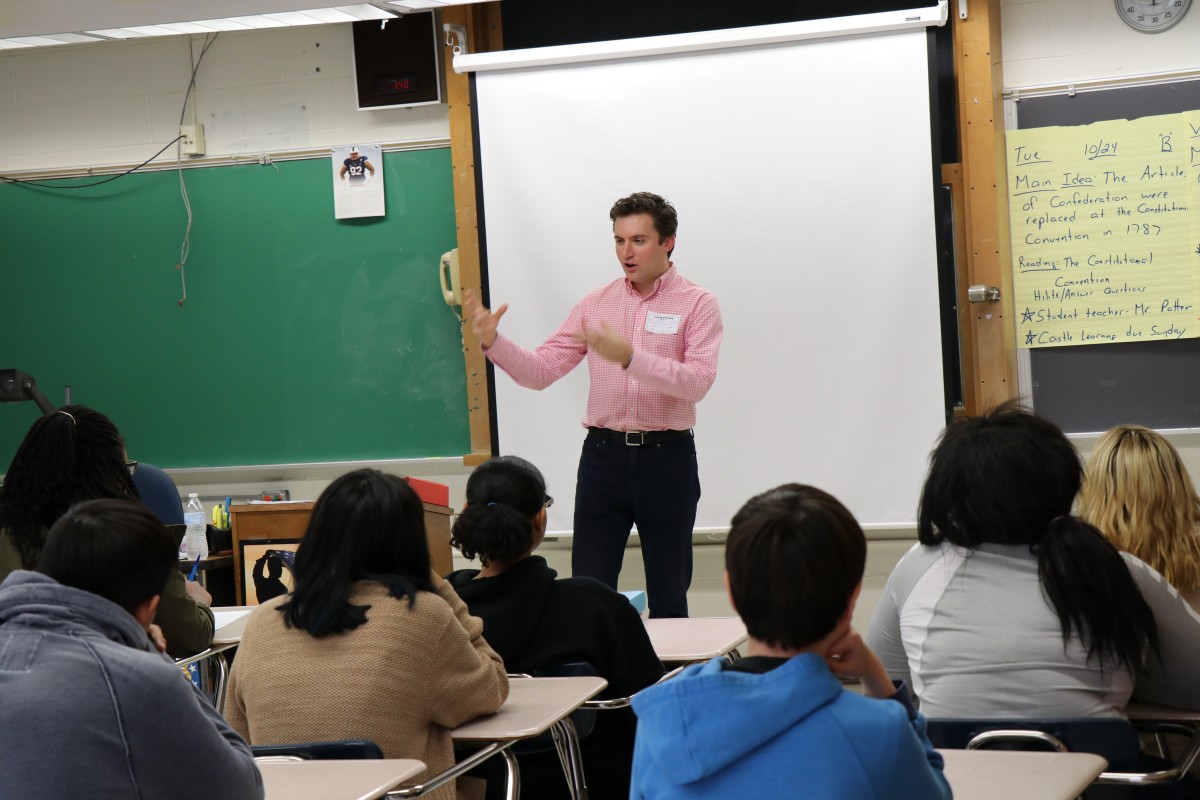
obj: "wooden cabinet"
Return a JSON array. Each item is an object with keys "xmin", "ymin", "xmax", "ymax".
[{"xmin": 230, "ymin": 501, "xmax": 454, "ymax": 605}]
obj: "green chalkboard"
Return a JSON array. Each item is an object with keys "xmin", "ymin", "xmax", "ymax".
[{"xmin": 0, "ymin": 149, "xmax": 469, "ymax": 469}]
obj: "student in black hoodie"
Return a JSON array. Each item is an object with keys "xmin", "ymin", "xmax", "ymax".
[{"xmin": 446, "ymin": 455, "xmax": 663, "ymax": 800}]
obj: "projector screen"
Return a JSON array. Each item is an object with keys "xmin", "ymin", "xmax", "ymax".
[{"xmin": 467, "ymin": 18, "xmax": 948, "ymax": 535}]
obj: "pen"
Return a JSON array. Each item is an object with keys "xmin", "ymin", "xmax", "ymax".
[{"xmin": 188, "ymin": 555, "xmax": 201, "ymax": 581}]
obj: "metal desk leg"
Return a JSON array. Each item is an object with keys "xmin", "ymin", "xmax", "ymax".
[
  {"xmin": 501, "ymin": 747, "xmax": 521, "ymax": 800},
  {"xmin": 212, "ymin": 651, "xmax": 230, "ymax": 712},
  {"xmin": 550, "ymin": 718, "xmax": 589, "ymax": 800}
]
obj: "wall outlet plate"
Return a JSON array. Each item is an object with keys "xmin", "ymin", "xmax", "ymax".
[{"xmin": 180, "ymin": 124, "xmax": 206, "ymax": 155}]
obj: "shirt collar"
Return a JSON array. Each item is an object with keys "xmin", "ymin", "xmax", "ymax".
[{"xmin": 625, "ymin": 263, "xmax": 677, "ymax": 298}]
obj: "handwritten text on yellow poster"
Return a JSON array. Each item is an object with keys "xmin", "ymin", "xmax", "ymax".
[{"xmin": 1007, "ymin": 113, "xmax": 1200, "ymax": 348}]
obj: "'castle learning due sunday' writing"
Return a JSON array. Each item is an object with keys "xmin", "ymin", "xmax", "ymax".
[{"xmin": 1007, "ymin": 111, "xmax": 1200, "ymax": 348}]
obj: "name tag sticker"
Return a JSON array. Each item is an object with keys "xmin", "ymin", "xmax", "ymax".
[{"xmin": 645, "ymin": 312, "xmax": 681, "ymax": 334}]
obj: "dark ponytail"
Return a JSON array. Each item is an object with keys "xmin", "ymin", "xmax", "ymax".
[
  {"xmin": 1037, "ymin": 516, "xmax": 1159, "ymax": 672},
  {"xmin": 919, "ymin": 403, "xmax": 1159, "ymax": 672},
  {"xmin": 451, "ymin": 503, "xmax": 534, "ymax": 566},
  {"xmin": 452, "ymin": 455, "xmax": 547, "ymax": 567}
]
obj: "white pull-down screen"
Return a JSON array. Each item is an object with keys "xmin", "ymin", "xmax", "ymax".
[{"xmin": 467, "ymin": 15, "xmax": 948, "ymax": 534}]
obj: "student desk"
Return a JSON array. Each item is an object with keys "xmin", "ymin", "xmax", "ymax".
[
  {"xmin": 228, "ymin": 501, "xmax": 453, "ymax": 604},
  {"xmin": 256, "ymin": 758, "xmax": 426, "ymax": 800},
  {"xmin": 449, "ymin": 676, "xmax": 608, "ymax": 800},
  {"xmin": 643, "ymin": 617, "xmax": 747, "ymax": 663},
  {"xmin": 176, "ymin": 607, "xmax": 253, "ymax": 710},
  {"xmin": 940, "ymin": 750, "xmax": 1108, "ymax": 799},
  {"xmin": 213, "ymin": 606, "xmax": 253, "ymax": 644}
]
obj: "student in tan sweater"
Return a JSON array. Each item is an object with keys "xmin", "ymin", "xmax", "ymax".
[{"xmin": 225, "ymin": 469, "xmax": 509, "ymax": 800}]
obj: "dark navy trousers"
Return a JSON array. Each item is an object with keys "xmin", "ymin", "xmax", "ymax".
[{"xmin": 571, "ymin": 432, "xmax": 700, "ymax": 618}]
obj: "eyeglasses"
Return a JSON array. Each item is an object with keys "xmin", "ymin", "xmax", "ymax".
[
  {"xmin": 543, "ymin": 495, "xmax": 554, "ymax": 509},
  {"xmin": 125, "ymin": 460, "xmax": 138, "ymax": 477}
]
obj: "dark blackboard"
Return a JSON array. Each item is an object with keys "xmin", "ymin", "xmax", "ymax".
[
  {"xmin": 1018, "ymin": 81, "xmax": 1200, "ymax": 432},
  {"xmin": 0, "ymin": 149, "xmax": 469, "ymax": 469}
]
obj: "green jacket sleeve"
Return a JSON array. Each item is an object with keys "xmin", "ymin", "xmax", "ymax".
[{"xmin": 155, "ymin": 569, "xmax": 215, "ymax": 659}]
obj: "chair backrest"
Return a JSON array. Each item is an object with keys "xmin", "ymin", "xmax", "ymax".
[
  {"xmin": 251, "ymin": 740, "xmax": 384, "ymax": 760},
  {"xmin": 926, "ymin": 718, "xmax": 1143, "ymax": 772},
  {"xmin": 512, "ymin": 662, "xmax": 600, "ymax": 755},
  {"xmin": 132, "ymin": 463, "xmax": 184, "ymax": 525}
]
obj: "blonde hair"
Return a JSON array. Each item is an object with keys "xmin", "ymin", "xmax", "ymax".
[{"xmin": 1078, "ymin": 425, "xmax": 1200, "ymax": 590}]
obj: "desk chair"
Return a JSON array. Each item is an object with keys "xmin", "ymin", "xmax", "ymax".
[
  {"xmin": 131, "ymin": 463, "xmax": 184, "ymax": 525},
  {"xmin": 927, "ymin": 718, "xmax": 1200, "ymax": 797}
]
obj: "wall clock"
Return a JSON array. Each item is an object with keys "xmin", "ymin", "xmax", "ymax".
[{"xmin": 1115, "ymin": 0, "xmax": 1191, "ymax": 32}]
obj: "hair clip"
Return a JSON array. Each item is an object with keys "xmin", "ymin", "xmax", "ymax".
[{"xmin": 56, "ymin": 410, "xmax": 76, "ymax": 425}]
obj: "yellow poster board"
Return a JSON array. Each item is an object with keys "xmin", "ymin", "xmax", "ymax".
[{"xmin": 1007, "ymin": 111, "xmax": 1200, "ymax": 348}]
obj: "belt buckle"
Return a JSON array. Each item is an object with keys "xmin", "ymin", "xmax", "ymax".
[{"xmin": 624, "ymin": 430, "xmax": 644, "ymax": 446}]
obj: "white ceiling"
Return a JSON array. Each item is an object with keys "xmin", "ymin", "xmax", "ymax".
[{"xmin": 0, "ymin": 0, "xmax": 480, "ymax": 40}]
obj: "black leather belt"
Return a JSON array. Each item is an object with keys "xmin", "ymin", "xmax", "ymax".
[{"xmin": 587, "ymin": 427, "xmax": 693, "ymax": 446}]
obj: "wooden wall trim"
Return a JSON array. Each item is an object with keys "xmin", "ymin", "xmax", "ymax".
[
  {"xmin": 953, "ymin": 0, "xmax": 1018, "ymax": 412},
  {"xmin": 442, "ymin": 4, "xmax": 502, "ymax": 466}
]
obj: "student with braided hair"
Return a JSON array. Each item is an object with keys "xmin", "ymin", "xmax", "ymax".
[
  {"xmin": 447, "ymin": 455, "xmax": 662, "ymax": 800},
  {"xmin": 0, "ymin": 405, "xmax": 214, "ymax": 657}
]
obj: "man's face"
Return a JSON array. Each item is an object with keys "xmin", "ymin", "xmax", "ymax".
[
  {"xmin": 350, "ymin": 150, "xmax": 360, "ymax": 159},
  {"xmin": 613, "ymin": 213, "xmax": 673, "ymax": 292}
]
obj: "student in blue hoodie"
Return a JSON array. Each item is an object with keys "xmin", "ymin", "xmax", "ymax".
[{"xmin": 630, "ymin": 484, "xmax": 951, "ymax": 800}]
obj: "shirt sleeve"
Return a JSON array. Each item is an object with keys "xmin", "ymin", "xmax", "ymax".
[
  {"xmin": 154, "ymin": 568, "xmax": 215, "ymax": 659},
  {"xmin": 625, "ymin": 292, "xmax": 722, "ymax": 403},
  {"xmin": 423, "ymin": 577, "xmax": 511, "ymax": 729},
  {"xmin": 885, "ymin": 680, "xmax": 920, "ymax": 722},
  {"xmin": 485, "ymin": 301, "xmax": 588, "ymax": 390},
  {"xmin": 128, "ymin": 660, "xmax": 264, "ymax": 800},
  {"xmin": 856, "ymin": 702, "xmax": 952, "ymax": 800},
  {"xmin": 599, "ymin": 593, "xmax": 664, "ymax": 699},
  {"xmin": 1125, "ymin": 554, "xmax": 1200, "ymax": 708}
]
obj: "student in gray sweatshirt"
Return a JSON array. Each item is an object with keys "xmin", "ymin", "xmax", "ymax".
[{"xmin": 0, "ymin": 499, "xmax": 263, "ymax": 800}]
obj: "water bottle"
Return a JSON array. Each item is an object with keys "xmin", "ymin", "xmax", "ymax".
[{"xmin": 183, "ymin": 493, "xmax": 208, "ymax": 561}]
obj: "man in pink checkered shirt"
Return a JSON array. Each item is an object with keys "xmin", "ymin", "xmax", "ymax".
[{"xmin": 464, "ymin": 192, "xmax": 722, "ymax": 617}]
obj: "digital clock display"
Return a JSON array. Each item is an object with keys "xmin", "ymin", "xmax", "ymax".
[
  {"xmin": 352, "ymin": 14, "xmax": 440, "ymax": 109},
  {"xmin": 373, "ymin": 74, "xmax": 419, "ymax": 96}
]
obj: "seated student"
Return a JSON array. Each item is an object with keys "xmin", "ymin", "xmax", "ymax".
[
  {"xmin": 0, "ymin": 499, "xmax": 262, "ymax": 799},
  {"xmin": 866, "ymin": 405, "xmax": 1200, "ymax": 719},
  {"xmin": 1078, "ymin": 425, "xmax": 1200, "ymax": 611},
  {"xmin": 445, "ymin": 455, "xmax": 664, "ymax": 800},
  {"xmin": 630, "ymin": 484, "xmax": 950, "ymax": 800},
  {"xmin": 225, "ymin": 468, "xmax": 508, "ymax": 800},
  {"xmin": 0, "ymin": 405, "xmax": 214, "ymax": 657}
]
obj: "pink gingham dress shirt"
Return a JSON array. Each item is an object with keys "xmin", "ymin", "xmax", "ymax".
[{"xmin": 485, "ymin": 265, "xmax": 723, "ymax": 432}]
